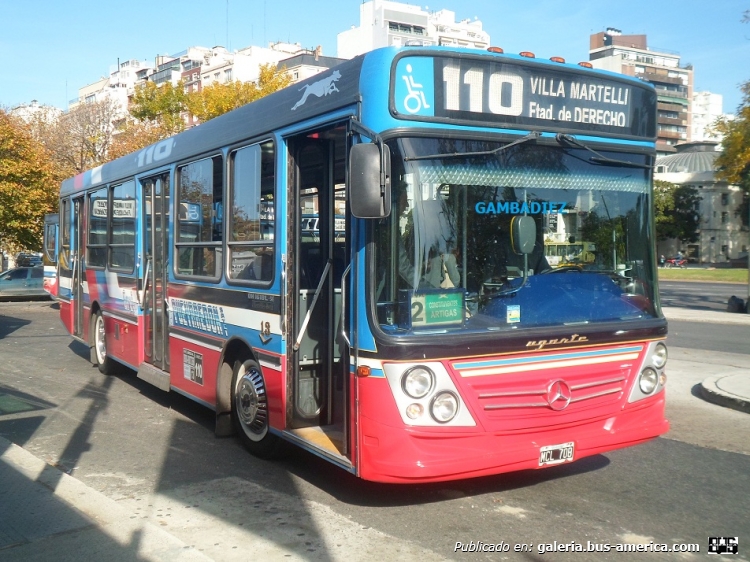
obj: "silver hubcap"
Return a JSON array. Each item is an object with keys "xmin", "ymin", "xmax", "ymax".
[
  {"xmin": 235, "ymin": 365, "xmax": 268, "ymax": 442},
  {"xmin": 95, "ymin": 315, "xmax": 107, "ymax": 364}
]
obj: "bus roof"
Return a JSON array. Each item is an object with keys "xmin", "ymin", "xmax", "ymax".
[{"xmin": 62, "ymin": 46, "xmax": 656, "ymax": 195}]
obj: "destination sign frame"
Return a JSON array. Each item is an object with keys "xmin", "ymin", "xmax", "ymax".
[
  {"xmin": 390, "ymin": 52, "xmax": 657, "ymax": 141},
  {"xmin": 400, "ymin": 288, "xmax": 466, "ymax": 330}
]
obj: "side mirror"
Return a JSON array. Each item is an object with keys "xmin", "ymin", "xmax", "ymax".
[
  {"xmin": 510, "ymin": 215, "xmax": 536, "ymax": 255},
  {"xmin": 349, "ymin": 143, "xmax": 391, "ymax": 219}
]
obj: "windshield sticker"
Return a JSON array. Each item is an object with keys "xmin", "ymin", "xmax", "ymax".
[
  {"xmin": 475, "ymin": 201, "xmax": 567, "ymax": 215},
  {"xmin": 507, "ymin": 305, "xmax": 520, "ymax": 324}
]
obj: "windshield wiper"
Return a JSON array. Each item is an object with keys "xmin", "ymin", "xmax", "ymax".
[
  {"xmin": 555, "ymin": 133, "xmax": 652, "ymax": 169},
  {"xmin": 404, "ymin": 131, "xmax": 540, "ymax": 162}
]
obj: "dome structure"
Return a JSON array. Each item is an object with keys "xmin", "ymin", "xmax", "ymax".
[{"xmin": 655, "ymin": 141, "xmax": 720, "ymax": 174}]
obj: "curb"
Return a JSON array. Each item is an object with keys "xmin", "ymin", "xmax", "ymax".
[
  {"xmin": 700, "ymin": 375, "xmax": 750, "ymax": 415},
  {"xmin": 0, "ymin": 436, "xmax": 212, "ymax": 561}
]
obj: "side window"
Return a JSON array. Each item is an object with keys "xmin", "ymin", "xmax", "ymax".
[
  {"xmin": 109, "ymin": 181, "xmax": 136, "ymax": 272},
  {"xmin": 44, "ymin": 221, "xmax": 58, "ymax": 264},
  {"xmin": 228, "ymin": 141, "xmax": 275, "ymax": 283},
  {"xmin": 176, "ymin": 155, "xmax": 223, "ymax": 278},
  {"xmin": 60, "ymin": 199, "xmax": 71, "ymax": 272},
  {"xmin": 87, "ymin": 187, "xmax": 108, "ymax": 268},
  {"xmin": 31, "ymin": 268, "xmax": 43, "ymax": 279}
]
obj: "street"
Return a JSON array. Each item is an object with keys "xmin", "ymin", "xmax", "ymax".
[{"xmin": 0, "ymin": 300, "xmax": 748, "ymax": 561}]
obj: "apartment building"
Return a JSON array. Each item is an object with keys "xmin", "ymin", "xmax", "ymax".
[
  {"xmin": 692, "ymin": 91, "xmax": 734, "ymax": 144},
  {"xmin": 337, "ymin": 0, "xmax": 489, "ymax": 59},
  {"xmin": 588, "ymin": 28, "xmax": 693, "ymax": 156}
]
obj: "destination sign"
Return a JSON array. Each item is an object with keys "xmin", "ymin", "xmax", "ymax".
[
  {"xmin": 405, "ymin": 289, "xmax": 465, "ymax": 329},
  {"xmin": 91, "ymin": 198, "xmax": 136, "ymax": 218},
  {"xmin": 392, "ymin": 54, "xmax": 656, "ymax": 140}
]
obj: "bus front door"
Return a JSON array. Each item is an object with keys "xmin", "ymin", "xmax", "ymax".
[
  {"xmin": 288, "ymin": 125, "xmax": 349, "ymax": 461},
  {"xmin": 141, "ymin": 174, "xmax": 171, "ymax": 372}
]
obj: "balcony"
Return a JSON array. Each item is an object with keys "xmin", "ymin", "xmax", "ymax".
[
  {"xmin": 654, "ymin": 87, "xmax": 688, "ymax": 100},
  {"xmin": 657, "ymin": 129, "xmax": 685, "ymax": 140},
  {"xmin": 658, "ymin": 116, "xmax": 687, "ymax": 127}
]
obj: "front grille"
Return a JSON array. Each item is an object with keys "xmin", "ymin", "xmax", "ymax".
[
  {"xmin": 451, "ymin": 345, "xmax": 643, "ymax": 430},
  {"xmin": 479, "ymin": 375, "xmax": 626, "ymax": 410}
]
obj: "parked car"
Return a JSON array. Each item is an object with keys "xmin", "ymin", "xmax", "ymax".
[
  {"xmin": 15, "ymin": 252, "xmax": 43, "ymax": 267},
  {"xmin": 0, "ymin": 266, "xmax": 49, "ymax": 299}
]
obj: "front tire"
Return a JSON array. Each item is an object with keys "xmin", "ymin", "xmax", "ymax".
[
  {"xmin": 232, "ymin": 359, "xmax": 280, "ymax": 458},
  {"xmin": 92, "ymin": 312, "xmax": 115, "ymax": 375}
]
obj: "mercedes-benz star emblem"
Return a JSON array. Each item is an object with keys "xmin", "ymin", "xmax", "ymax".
[{"xmin": 545, "ymin": 379, "xmax": 572, "ymax": 411}]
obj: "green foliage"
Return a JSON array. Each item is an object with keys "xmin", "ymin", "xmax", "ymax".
[
  {"xmin": 0, "ymin": 110, "xmax": 58, "ymax": 251},
  {"xmin": 653, "ymin": 180, "xmax": 701, "ymax": 242},
  {"xmin": 186, "ymin": 64, "xmax": 292, "ymax": 122},
  {"xmin": 130, "ymin": 80, "xmax": 189, "ymax": 136},
  {"xmin": 715, "ymin": 80, "xmax": 750, "ymax": 194}
]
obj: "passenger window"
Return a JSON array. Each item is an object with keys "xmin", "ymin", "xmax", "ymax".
[
  {"xmin": 88, "ymin": 187, "xmax": 108, "ymax": 268},
  {"xmin": 228, "ymin": 141, "xmax": 275, "ymax": 283},
  {"xmin": 176, "ymin": 156, "xmax": 223, "ymax": 278},
  {"xmin": 109, "ymin": 181, "xmax": 136, "ymax": 272},
  {"xmin": 59, "ymin": 199, "xmax": 71, "ymax": 272}
]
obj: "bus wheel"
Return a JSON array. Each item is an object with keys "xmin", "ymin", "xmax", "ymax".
[
  {"xmin": 232, "ymin": 359, "xmax": 279, "ymax": 458},
  {"xmin": 92, "ymin": 312, "xmax": 114, "ymax": 375}
]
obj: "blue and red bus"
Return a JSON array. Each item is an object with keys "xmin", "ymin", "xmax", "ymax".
[{"xmin": 53, "ymin": 46, "xmax": 668, "ymax": 483}]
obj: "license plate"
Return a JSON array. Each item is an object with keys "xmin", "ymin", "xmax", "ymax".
[{"xmin": 539, "ymin": 441, "xmax": 575, "ymax": 466}]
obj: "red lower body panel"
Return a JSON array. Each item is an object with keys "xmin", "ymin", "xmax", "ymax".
[{"xmin": 358, "ymin": 392, "xmax": 668, "ymax": 483}]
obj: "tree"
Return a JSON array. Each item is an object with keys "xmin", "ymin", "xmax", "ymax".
[
  {"xmin": 715, "ymin": 80, "xmax": 750, "ymax": 198},
  {"xmin": 653, "ymin": 180, "xmax": 701, "ymax": 242},
  {"xmin": 129, "ymin": 80, "xmax": 189, "ymax": 136},
  {"xmin": 35, "ymin": 98, "xmax": 122, "ymax": 177},
  {"xmin": 187, "ymin": 64, "xmax": 292, "ymax": 122},
  {"xmin": 0, "ymin": 110, "xmax": 59, "ymax": 252},
  {"xmin": 107, "ymin": 118, "xmax": 170, "ymax": 162}
]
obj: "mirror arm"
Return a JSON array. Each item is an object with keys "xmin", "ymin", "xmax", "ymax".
[{"xmin": 350, "ymin": 117, "xmax": 387, "ymax": 193}]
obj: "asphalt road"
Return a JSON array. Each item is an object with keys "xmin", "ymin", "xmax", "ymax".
[
  {"xmin": 1, "ymin": 301, "xmax": 749, "ymax": 560},
  {"xmin": 659, "ymin": 280, "xmax": 748, "ymax": 311},
  {"xmin": 660, "ymin": 280, "xmax": 750, "ymax": 354}
]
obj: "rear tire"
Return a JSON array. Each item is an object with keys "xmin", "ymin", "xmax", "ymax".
[
  {"xmin": 92, "ymin": 312, "xmax": 115, "ymax": 375},
  {"xmin": 232, "ymin": 359, "xmax": 280, "ymax": 458}
]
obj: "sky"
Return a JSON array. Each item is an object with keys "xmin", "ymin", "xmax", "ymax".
[{"xmin": 2, "ymin": 0, "xmax": 749, "ymax": 114}]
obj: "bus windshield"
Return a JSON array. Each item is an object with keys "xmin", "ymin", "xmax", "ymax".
[{"xmin": 374, "ymin": 137, "xmax": 658, "ymax": 334}]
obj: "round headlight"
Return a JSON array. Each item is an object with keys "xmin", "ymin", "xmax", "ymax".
[
  {"xmin": 405, "ymin": 403, "xmax": 424, "ymax": 419},
  {"xmin": 430, "ymin": 391, "xmax": 459, "ymax": 423},
  {"xmin": 402, "ymin": 366, "xmax": 435, "ymax": 399},
  {"xmin": 652, "ymin": 343, "xmax": 668, "ymax": 369},
  {"xmin": 639, "ymin": 368, "xmax": 659, "ymax": 394}
]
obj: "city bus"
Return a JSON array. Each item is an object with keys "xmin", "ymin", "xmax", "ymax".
[{"xmin": 53, "ymin": 45, "xmax": 668, "ymax": 483}]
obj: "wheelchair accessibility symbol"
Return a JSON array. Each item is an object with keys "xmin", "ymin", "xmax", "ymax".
[{"xmin": 401, "ymin": 64, "xmax": 431, "ymax": 114}]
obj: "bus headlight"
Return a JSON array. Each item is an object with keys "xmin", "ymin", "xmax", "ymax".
[
  {"xmin": 652, "ymin": 343, "xmax": 667, "ymax": 369},
  {"xmin": 402, "ymin": 366, "xmax": 435, "ymax": 399},
  {"xmin": 430, "ymin": 392, "xmax": 459, "ymax": 423},
  {"xmin": 639, "ymin": 368, "xmax": 659, "ymax": 394},
  {"xmin": 405, "ymin": 403, "xmax": 424, "ymax": 419}
]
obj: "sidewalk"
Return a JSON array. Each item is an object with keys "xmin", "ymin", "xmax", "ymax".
[
  {"xmin": 0, "ymin": 435, "xmax": 213, "ymax": 562},
  {"xmin": 662, "ymin": 306, "xmax": 750, "ymax": 415}
]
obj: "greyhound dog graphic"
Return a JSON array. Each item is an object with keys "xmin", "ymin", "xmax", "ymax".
[{"xmin": 291, "ymin": 70, "xmax": 341, "ymax": 110}]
